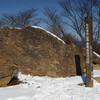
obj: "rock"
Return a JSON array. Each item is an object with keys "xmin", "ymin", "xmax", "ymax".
[
  {"xmin": 93, "ymin": 53, "xmax": 100, "ymax": 69},
  {"xmin": 93, "ymin": 53, "xmax": 100, "ymax": 64},
  {"xmin": 83, "ymin": 48, "xmax": 100, "ymax": 65},
  {"xmin": 0, "ymin": 26, "xmax": 85, "ymax": 77},
  {"xmin": 0, "ymin": 63, "xmax": 18, "ymax": 87}
]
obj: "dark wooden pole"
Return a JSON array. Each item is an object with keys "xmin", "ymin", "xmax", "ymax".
[{"xmin": 85, "ymin": 17, "xmax": 93, "ymax": 87}]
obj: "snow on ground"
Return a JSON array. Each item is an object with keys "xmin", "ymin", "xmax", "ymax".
[
  {"xmin": 94, "ymin": 70, "xmax": 100, "ymax": 77},
  {"xmin": 0, "ymin": 70, "xmax": 100, "ymax": 100},
  {"xmin": 31, "ymin": 26, "xmax": 65, "ymax": 44}
]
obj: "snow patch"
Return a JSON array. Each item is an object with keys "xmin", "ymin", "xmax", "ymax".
[
  {"xmin": 94, "ymin": 70, "xmax": 100, "ymax": 77},
  {"xmin": 14, "ymin": 27, "xmax": 21, "ymax": 29},
  {"xmin": 0, "ymin": 70, "xmax": 100, "ymax": 100},
  {"xmin": 93, "ymin": 51, "xmax": 100, "ymax": 58}
]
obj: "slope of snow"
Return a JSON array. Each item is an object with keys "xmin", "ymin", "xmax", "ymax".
[
  {"xmin": 0, "ymin": 70, "xmax": 100, "ymax": 100},
  {"xmin": 93, "ymin": 51, "xmax": 100, "ymax": 58},
  {"xmin": 31, "ymin": 26, "xmax": 65, "ymax": 44}
]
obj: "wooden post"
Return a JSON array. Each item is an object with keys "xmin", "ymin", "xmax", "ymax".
[{"xmin": 85, "ymin": 17, "xmax": 93, "ymax": 87}]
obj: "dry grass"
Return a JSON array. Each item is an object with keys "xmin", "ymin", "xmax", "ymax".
[
  {"xmin": 94, "ymin": 77, "xmax": 100, "ymax": 83},
  {"xmin": 78, "ymin": 83, "xmax": 86, "ymax": 86},
  {"xmin": 93, "ymin": 64, "xmax": 100, "ymax": 70}
]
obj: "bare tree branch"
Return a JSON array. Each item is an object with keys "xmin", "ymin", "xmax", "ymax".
[
  {"xmin": 1, "ymin": 8, "xmax": 41, "ymax": 28},
  {"xmin": 43, "ymin": 7, "xmax": 67, "ymax": 38},
  {"xmin": 59, "ymin": 0, "xmax": 99, "ymax": 43}
]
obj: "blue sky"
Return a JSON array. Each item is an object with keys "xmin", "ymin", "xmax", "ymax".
[
  {"xmin": 0, "ymin": 0, "xmax": 63, "ymax": 28},
  {"xmin": 0, "ymin": 0, "xmax": 76, "ymax": 37},
  {"xmin": 0, "ymin": 0, "xmax": 61, "ymax": 15}
]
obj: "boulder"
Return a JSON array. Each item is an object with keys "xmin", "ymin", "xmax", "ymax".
[
  {"xmin": 0, "ymin": 26, "xmax": 85, "ymax": 77},
  {"xmin": 83, "ymin": 48, "xmax": 100, "ymax": 65},
  {"xmin": 0, "ymin": 63, "xmax": 18, "ymax": 87},
  {"xmin": 93, "ymin": 52, "xmax": 100, "ymax": 64}
]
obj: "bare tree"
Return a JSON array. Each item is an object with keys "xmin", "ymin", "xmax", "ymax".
[
  {"xmin": 0, "ymin": 18, "xmax": 7, "ymax": 27},
  {"xmin": 44, "ymin": 7, "xmax": 67, "ymax": 38},
  {"xmin": 2, "ymin": 8, "xmax": 41, "ymax": 28},
  {"xmin": 62, "ymin": 33, "xmax": 78, "ymax": 45},
  {"xmin": 59, "ymin": 0, "xmax": 99, "ymax": 43},
  {"xmin": 0, "ymin": 21, "xmax": 2, "ymax": 27},
  {"xmin": 94, "ymin": 4, "xmax": 100, "ymax": 43}
]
